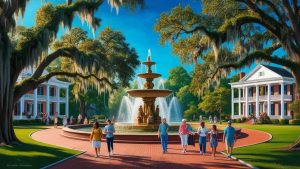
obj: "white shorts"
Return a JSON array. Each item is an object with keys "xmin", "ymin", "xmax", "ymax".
[
  {"xmin": 180, "ymin": 134, "xmax": 188, "ymax": 146},
  {"xmin": 91, "ymin": 140, "xmax": 101, "ymax": 148}
]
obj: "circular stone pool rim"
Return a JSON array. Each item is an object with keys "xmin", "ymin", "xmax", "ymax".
[{"xmin": 61, "ymin": 124, "xmax": 242, "ymax": 144}]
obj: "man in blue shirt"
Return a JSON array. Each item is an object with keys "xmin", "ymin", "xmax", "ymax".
[
  {"xmin": 223, "ymin": 120, "xmax": 236, "ymax": 158},
  {"xmin": 104, "ymin": 119, "xmax": 115, "ymax": 157},
  {"xmin": 158, "ymin": 118, "xmax": 169, "ymax": 153}
]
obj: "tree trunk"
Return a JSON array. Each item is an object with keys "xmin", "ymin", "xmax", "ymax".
[
  {"xmin": 0, "ymin": 87, "xmax": 19, "ymax": 144},
  {"xmin": 79, "ymin": 99, "xmax": 87, "ymax": 121},
  {"xmin": 290, "ymin": 69, "xmax": 300, "ymax": 150}
]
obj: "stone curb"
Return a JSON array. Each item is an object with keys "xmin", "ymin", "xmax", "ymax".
[
  {"xmin": 220, "ymin": 129, "xmax": 273, "ymax": 169},
  {"xmin": 29, "ymin": 128, "xmax": 86, "ymax": 169}
]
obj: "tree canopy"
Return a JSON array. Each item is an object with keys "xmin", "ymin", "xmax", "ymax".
[
  {"xmin": 0, "ymin": 0, "xmax": 143, "ymax": 144},
  {"xmin": 155, "ymin": 1, "xmax": 300, "ymax": 93},
  {"xmin": 165, "ymin": 67, "xmax": 191, "ymax": 93}
]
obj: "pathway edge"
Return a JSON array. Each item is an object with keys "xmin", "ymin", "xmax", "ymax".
[{"xmin": 29, "ymin": 128, "xmax": 86, "ymax": 169}]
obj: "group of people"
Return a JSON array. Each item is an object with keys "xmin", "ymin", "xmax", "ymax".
[
  {"xmin": 90, "ymin": 118, "xmax": 237, "ymax": 160},
  {"xmin": 90, "ymin": 120, "xmax": 115, "ymax": 158},
  {"xmin": 158, "ymin": 118, "xmax": 236, "ymax": 159}
]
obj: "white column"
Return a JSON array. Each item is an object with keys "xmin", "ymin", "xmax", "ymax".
[
  {"xmin": 33, "ymin": 89, "xmax": 38, "ymax": 118},
  {"xmin": 267, "ymin": 84, "xmax": 271, "ymax": 116},
  {"xmin": 46, "ymin": 84, "xmax": 50, "ymax": 116},
  {"xmin": 65, "ymin": 87, "xmax": 69, "ymax": 117},
  {"xmin": 245, "ymin": 86, "xmax": 249, "ymax": 117},
  {"xmin": 231, "ymin": 87, "xmax": 234, "ymax": 119},
  {"xmin": 281, "ymin": 83, "xmax": 285, "ymax": 119},
  {"xmin": 238, "ymin": 88, "xmax": 241, "ymax": 116},
  {"xmin": 256, "ymin": 85, "xmax": 260, "ymax": 118},
  {"xmin": 20, "ymin": 96, "xmax": 24, "ymax": 120},
  {"xmin": 56, "ymin": 87, "xmax": 60, "ymax": 115}
]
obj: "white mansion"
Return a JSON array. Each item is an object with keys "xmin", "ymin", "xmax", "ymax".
[
  {"xmin": 230, "ymin": 64, "xmax": 297, "ymax": 120},
  {"xmin": 14, "ymin": 68, "xmax": 70, "ymax": 120}
]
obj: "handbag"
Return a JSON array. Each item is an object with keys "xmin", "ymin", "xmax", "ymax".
[{"xmin": 188, "ymin": 134, "xmax": 195, "ymax": 146}]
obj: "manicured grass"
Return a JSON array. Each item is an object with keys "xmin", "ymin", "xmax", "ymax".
[
  {"xmin": 0, "ymin": 126, "xmax": 80, "ymax": 169},
  {"xmin": 232, "ymin": 124, "xmax": 300, "ymax": 169}
]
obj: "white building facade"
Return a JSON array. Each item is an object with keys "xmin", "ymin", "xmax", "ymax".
[
  {"xmin": 14, "ymin": 68, "xmax": 70, "ymax": 120},
  {"xmin": 230, "ymin": 64, "xmax": 297, "ymax": 120}
]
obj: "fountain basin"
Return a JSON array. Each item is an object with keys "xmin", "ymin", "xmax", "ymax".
[
  {"xmin": 60, "ymin": 123, "xmax": 242, "ymax": 144},
  {"xmin": 127, "ymin": 89, "xmax": 172, "ymax": 98},
  {"xmin": 137, "ymin": 73, "xmax": 161, "ymax": 79}
]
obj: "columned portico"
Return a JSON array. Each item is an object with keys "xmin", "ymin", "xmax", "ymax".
[
  {"xmin": 56, "ymin": 87, "xmax": 60, "ymax": 115},
  {"xmin": 238, "ymin": 88, "xmax": 241, "ymax": 116},
  {"xmin": 15, "ymin": 67, "xmax": 71, "ymax": 120},
  {"xmin": 281, "ymin": 83, "xmax": 284, "ymax": 119},
  {"xmin": 34, "ymin": 89, "xmax": 38, "ymax": 117},
  {"xmin": 46, "ymin": 84, "xmax": 50, "ymax": 116},
  {"xmin": 267, "ymin": 84, "xmax": 271, "ymax": 116},
  {"xmin": 256, "ymin": 85, "xmax": 259, "ymax": 118},
  {"xmin": 230, "ymin": 64, "xmax": 295, "ymax": 120}
]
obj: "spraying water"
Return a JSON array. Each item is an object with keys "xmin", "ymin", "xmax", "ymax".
[{"xmin": 117, "ymin": 79, "xmax": 182, "ymax": 123}]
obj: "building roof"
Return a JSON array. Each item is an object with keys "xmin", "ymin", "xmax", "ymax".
[{"xmin": 261, "ymin": 64, "xmax": 293, "ymax": 78}]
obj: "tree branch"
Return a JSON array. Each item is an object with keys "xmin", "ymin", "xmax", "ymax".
[
  {"xmin": 210, "ymin": 43, "xmax": 300, "ymax": 79},
  {"xmin": 31, "ymin": 47, "xmax": 82, "ymax": 79},
  {"xmin": 237, "ymin": 0, "xmax": 282, "ymax": 35},
  {"xmin": 14, "ymin": 71, "xmax": 116, "ymax": 101}
]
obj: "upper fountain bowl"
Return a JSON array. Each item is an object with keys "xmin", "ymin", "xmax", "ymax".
[
  {"xmin": 127, "ymin": 89, "xmax": 172, "ymax": 98},
  {"xmin": 137, "ymin": 73, "xmax": 161, "ymax": 79}
]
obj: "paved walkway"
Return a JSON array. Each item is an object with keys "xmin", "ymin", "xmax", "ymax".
[{"xmin": 31, "ymin": 128, "xmax": 271, "ymax": 169}]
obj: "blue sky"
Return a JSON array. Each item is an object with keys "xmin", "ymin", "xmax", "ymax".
[{"xmin": 18, "ymin": 0, "xmax": 201, "ymax": 78}]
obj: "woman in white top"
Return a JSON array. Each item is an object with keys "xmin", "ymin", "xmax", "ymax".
[{"xmin": 197, "ymin": 121, "xmax": 208, "ymax": 155}]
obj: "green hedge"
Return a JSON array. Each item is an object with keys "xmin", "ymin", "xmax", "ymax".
[
  {"xmin": 271, "ymin": 119, "xmax": 279, "ymax": 124},
  {"xmin": 279, "ymin": 119, "xmax": 289, "ymax": 125},
  {"xmin": 13, "ymin": 119, "xmax": 43, "ymax": 125},
  {"xmin": 289, "ymin": 119, "xmax": 300, "ymax": 125},
  {"xmin": 294, "ymin": 113, "xmax": 300, "ymax": 119}
]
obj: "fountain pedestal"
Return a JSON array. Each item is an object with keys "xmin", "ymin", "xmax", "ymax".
[{"xmin": 127, "ymin": 50, "xmax": 172, "ymax": 125}]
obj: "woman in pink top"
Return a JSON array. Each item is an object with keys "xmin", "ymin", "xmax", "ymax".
[{"xmin": 179, "ymin": 119, "xmax": 191, "ymax": 153}]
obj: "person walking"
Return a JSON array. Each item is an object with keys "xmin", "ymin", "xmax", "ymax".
[
  {"xmin": 158, "ymin": 118, "xmax": 169, "ymax": 153},
  {"xmin": 210, "ymin": 125, "xmax": 218, "ymax": 160},
  {"xmin": 104, "ymin": 119, "xmax": 115, "ymax": 157},
  {"xmin": 223, "ymin": 121, "xmax": 236, "ymax": 158},
  {"xmin": 90, "ymin": 122, "xmax": 103, "ymax": 158},
  {"xmin": 197, "ymin": 121, "xmax": 208, "ymax": 155},
  {"xmin": 179, "ymin": 119, "xmax": 192, "ymax": 153},
  {"xmin": 54, "ymin": 112, "xmax": 58, "ymax": 128},
  {"xmin": 63, "ymin": 115, "xmax": 68, "ymax": 127}
]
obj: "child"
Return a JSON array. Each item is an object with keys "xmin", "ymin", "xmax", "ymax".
[
  {"xmin": 210, "ymin": 125, "xmax": 218, "ymax": 160},
  {"xmin": 90, "ymin": 122, "xmax": 103, "ymax": 158}
]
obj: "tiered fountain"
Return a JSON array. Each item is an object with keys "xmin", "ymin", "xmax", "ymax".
[{"xmin": 126, "ymin": 51, "xmax": 172, "ymax": 126}]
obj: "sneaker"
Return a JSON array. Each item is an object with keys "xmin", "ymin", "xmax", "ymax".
[
  {"xmin": 95, "ymin": 155, "xmax": 98, "ymax": 158},
  {"xmin": 108, "ymin": 152, "xmax": 110, "ymax": 157},
  {"xmin": 97, "ymin": 153, "xmax": 100, "ymax": 156},
  {"xmin": 111, "ymin": 150, "xmax": 114, "ymax": 155},
  {"xmin": 182, "ymin": 150, "xmax": 185, "ymax": 153},
  {"xmin": 200, "ymin": 151, "xmax": 203, "ymax": 155},
  {"xmin": 227, "ymin": 155, "xmax": 230, "ymax": 158}
]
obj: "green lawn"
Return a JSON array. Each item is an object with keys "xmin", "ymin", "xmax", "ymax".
[
  {"xmin": 0, "ymin": 126, "xmax": 80, "ymax": 169},
  {"xmin": 232, "ymin": 124, "xmax": 300, "ymax": 169}
]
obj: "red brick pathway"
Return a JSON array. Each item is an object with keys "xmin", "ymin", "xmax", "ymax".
[{"xmin": 31, "ymin": 128, "xmax": 271, "ymax": 169}]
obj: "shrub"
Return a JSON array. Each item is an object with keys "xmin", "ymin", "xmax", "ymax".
[
  {"xmin": 93, "ymin": 115, "xmax": 106, "ymax": 120},
  {"xmin": 279, "ymin": 119, "xmax": 289, "ymax": 125},
  {"xmin": 289, "ymin": 100, "xmax": 300, "ymax": 114},
  {"xmin": 294, "ymin": 113, "xmax": 300, "ymax": 119},
  {"xmin": 289, "ymin": 119, "xmax": 300, "ymax": 125},
  {"xmin": 241, "ymin": 117, "xmax": 247, "ymax": 122},
  {"xmin": 13, "ymin": 119, "xmax": 43, "ymax": 125},
  {"xmin": 236, "ymin": 118, "xmax": 242, "ymax": 123},
  {"xmin": 259, "ymin": 112, "xmax": 272, "ymax": 124},
  {"xmin": 271, "ymin": 119, "xmax": 280, "ymax": 124}
]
